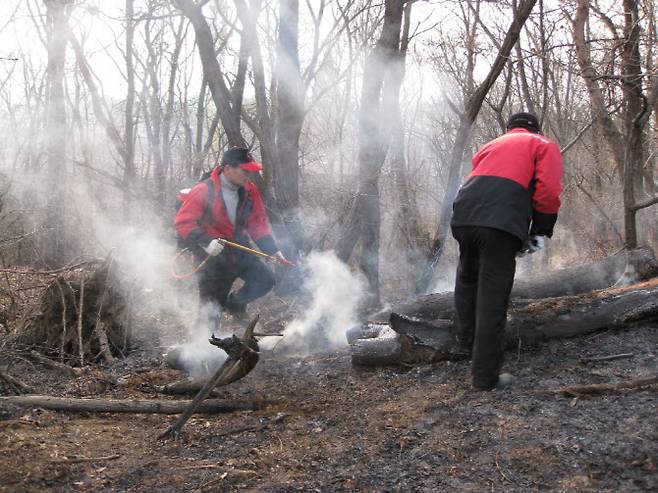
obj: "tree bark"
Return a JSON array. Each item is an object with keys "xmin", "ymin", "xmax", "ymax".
[
  {"xmin": 273, "ymin": 0, "xmax": 306, "ymax": 259},
  {"xmin": 123, "ymin": 0, "xmax": 136, "ymax": 220},
  {"xmin": 387, "ymin": 2, "xmax": 427, "ymax": 289},
  {"xmin": 336, "ymin": 0, "xmax": 406, "ymax": 305}
]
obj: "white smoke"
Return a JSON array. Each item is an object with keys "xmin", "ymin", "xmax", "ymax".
[{"xmin": 273, "ymin": 250, "xmax": 366, "ymax": 354}]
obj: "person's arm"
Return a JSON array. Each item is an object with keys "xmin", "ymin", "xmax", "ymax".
[{"xmin": 530, "ymin": 141, "xmax": 563, "ymax": 237}]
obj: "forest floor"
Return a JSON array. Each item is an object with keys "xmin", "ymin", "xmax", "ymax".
[{"xmin": 0, "ymin": 307, "xmax": 656, "ymax": 492}]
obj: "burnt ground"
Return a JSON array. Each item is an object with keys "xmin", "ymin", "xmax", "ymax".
[{"xmin": 0, "ymin": 320, "xmax": 656, "ymax": 492}]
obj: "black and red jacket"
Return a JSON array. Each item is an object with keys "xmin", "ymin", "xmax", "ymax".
[
  {"xmin": 175, "ymin": 166, "xmax": 278, "ymax": 255},
  {"xmin": 451, "ymin": 128, "xmax": 563, "ymax": 240}
]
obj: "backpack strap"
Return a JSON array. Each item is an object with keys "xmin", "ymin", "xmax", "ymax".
[{"xmin": 200, "ymin": 178, "xmax": 215, "ymax": 226}]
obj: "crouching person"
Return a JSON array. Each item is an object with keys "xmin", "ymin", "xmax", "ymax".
[{"xmin": 175, "ymin": 147, "xmax": 287, "ymax": 332}]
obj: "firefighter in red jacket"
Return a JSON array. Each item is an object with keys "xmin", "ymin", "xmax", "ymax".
[
  {"xmin": 175, "ymin": 147, "xmax": 285, "ymax": 327},
  {"xmin": 451, "ymin": 112, "xmax": 563, "ymax": 390}
]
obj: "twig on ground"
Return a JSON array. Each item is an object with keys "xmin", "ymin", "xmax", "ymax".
[
  {"xmin": 580, "ymin": 353, "xmax": 634, "ymax": 363},
  {"xmin": 494, "ymin": 450, "xmax": 513, "ymax": 483},
  {"xmin": 49, "ymin": 454, "xmax": 121, "ymax": 464},
  {"xmin": 27, "ymin": 350, "xmax": 82, "ymax": 377},
  {"xmin": 556, "ymin": 375, "xmax": 658, "ymax": 397},
  {"xmin": 195, "ymin": 472, "xmax": 229, "ymax": 491},
  {"xmin": 0, "ymin": 368, "xmax": 32, "ymax": 393}
]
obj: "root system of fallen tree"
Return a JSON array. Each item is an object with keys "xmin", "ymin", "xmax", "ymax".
[{"xmin": 14, "ymin": 256, "xmax": 129, "ymax": 366}]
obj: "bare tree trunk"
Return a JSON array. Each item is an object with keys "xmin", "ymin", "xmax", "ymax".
[
  {"xmin": 573, "ymin": 0, "xmax": 658, "ymax": 257},
  {"xmin": 336, "ymin": 0, "xmax": 406, "ymax": 305},
  {"xmin": 123, "ymin": 0, "xmax": 136, "ymax": 220},
  {"xmin": 621, "ymin": 0, "xmax": 644, "ymax": 250},
  {"xmin": 273, "ymin": 0, "xmax": 306, "ymax": 258},
  {"xmin": 415, "ymin": 0, "xmax": 538, "ymax": 294},
  {"xmin": 143, "ymin": 14, "xmax": 165, "ymax": 205},
  {"xmin": 68, "ymin": 36, "xmax": 126, "ymax": 163},
  {"xmin": 387, "ymin": 2, "xmax": 427, "ymax": 288},
  {"xmin": 173, "ymin": 0, "xmax": 245, "ymax": 147},
  {"xmin": 43, "ymin": 0, "xmax": 71, "ymax": 267},
  {"xmin": 162, "ymin": 16, "xmax": 186, "ymax": 191}
]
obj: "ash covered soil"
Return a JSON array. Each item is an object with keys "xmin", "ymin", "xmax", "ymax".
[{"xmin": 1, "ymin": 322, "xmax": 656, "ymax": 492}]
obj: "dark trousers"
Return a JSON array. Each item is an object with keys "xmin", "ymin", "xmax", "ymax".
[
  {"xmin": 451, "ymin": 226, "xmax": 522, "ymax": 389},
  {"xmin": 194, "ymin": 249, "xmax": 275, "ymax": 330}
]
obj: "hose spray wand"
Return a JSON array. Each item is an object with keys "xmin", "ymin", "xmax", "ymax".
[{"xmin": 171, "ymin": 238, "xmax": 294, "ymax": 280}]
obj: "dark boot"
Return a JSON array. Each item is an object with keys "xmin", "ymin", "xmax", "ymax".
[{"xmin": 224, "ymin": 294, "xmax": 247, "ymax": 321}]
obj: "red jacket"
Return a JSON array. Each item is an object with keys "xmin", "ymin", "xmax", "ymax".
[
  {"xmin": 470, "ymin": 128, "xmax": 562, "ymax": 214},
  {"xmin": 452, "ymin": 128, "xmax": 563, "ymax": 240},
  {"xmin": 175, "ymin": 167, "xmax": 277, "ymax": 254}
]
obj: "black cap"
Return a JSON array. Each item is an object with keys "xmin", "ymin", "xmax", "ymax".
[
  {"xmin": 221, "ymin": 147, "xmax": 254, "ymax": 166},
  {"xmin": 506, "ymin": 112, "xmax": 541, "ymax": 133}
]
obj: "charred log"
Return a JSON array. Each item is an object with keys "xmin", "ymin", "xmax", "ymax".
[
  {"xmin": 159, "ymin": 329, "xmax": 260, "ymax": 395},
  {"xmin": 383, "ymin": 247, "xmax": 657, "ymax": 320},
  {"xmin": 351, "ymin": 278, "xmax": 658, "ymax": 366}
]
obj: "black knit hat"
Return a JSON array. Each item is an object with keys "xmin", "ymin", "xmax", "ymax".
[
  {"xmin": 506, "ymin": 112, "xmax": 541, "ymax": 133},
  {"xmin": 220, "ymin": 146, "xmax": 262, "ymax": 172},
  {"xmin": 221, "ymin": 147, "xmax": 253, "ymax": 166}
]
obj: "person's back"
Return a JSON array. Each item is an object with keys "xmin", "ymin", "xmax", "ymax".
[
  {"xmin": 451, "ymin": 116, "xmax": 562, "ymax": 242},
  {"xmin": 450, "ymin": 112, "xmax": 563, "ymax": 390}
]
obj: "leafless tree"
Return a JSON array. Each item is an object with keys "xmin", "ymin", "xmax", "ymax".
[{"xmin": 572, "ymin": 0, "xmax": 658, "ymax": 253}]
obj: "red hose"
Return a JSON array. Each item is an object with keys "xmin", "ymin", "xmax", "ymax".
[{"xmin": 170, "ymin": 249, "xmax": 211, "ymax": 280}]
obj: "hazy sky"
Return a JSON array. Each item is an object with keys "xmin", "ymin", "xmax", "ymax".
[{"xmin": 0, "ymin": 1, "xmax": 456, "ymax": 100}]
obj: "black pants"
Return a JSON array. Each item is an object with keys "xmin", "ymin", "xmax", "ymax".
[
  {"xmin": 194, "ymin": 248, "xmax": 275, "ymax": 322},
  {"xmin": 451, "ymin": 226, "xmax": 522, "ymax": 390}
]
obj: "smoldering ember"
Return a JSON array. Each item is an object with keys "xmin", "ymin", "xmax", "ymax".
[{"xmin": 0, "ymin": 1, "xmax": 656, "ymax": 492}]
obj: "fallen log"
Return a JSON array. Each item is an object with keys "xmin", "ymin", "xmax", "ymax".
[
  {"xmin": 0, "ymin": 395, "xmax": 270, "ymax": 414},
  {"xmin": 350, "ymin": 278, "xmax": 658, "ymax": 366},
  {"xmin": 383, "ymin": 247, "xmax": 658, "ymax": 320},
  {"xmin": 507, "ymin": 277, "xmax": 658, "ymax": 345}
]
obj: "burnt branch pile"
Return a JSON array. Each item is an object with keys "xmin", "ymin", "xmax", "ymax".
[{"xmin": 14, "ymin": 257, "xmax": 129, "ymax": 365}]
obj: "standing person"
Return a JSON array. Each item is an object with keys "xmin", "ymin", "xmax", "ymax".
[
  {"xmin": 175, "ymin": 147, "xmax": 286, "ymax": 331},
  {"xmin": 450, "ymin": 112, "xmax": 563, "ymax": 390}
]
